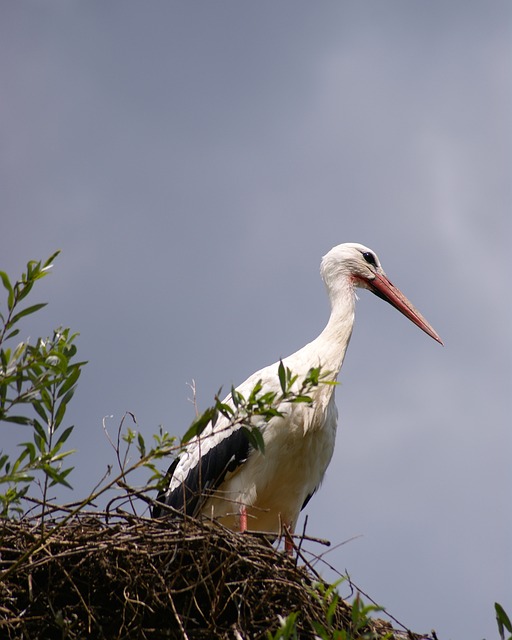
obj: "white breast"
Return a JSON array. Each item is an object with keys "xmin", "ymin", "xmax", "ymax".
[{"xmin": 202, "ymin": 390, "xmax": 339, "ymax": 534}]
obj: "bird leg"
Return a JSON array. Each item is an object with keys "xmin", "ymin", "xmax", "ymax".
[
  {"xmin": 239, "ymin": 505, "xmax": 248, "ymax": 532},
  {"xmin": 283, "ymin": 523, "xmax": 294, "ymax": 555}
]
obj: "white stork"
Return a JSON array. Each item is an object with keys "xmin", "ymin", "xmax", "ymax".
[{"xmin": 153, "ymin": 243, "xmax": 442, "ymax": 544}]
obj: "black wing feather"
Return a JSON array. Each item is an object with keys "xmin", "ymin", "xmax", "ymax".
[
  {"xmin": 153, "ymin": 428, "xmax": 252, "ymax": 519},
  {"xmin": 301, "ymin": 489, "xmax": 317, "ymax": 512}
]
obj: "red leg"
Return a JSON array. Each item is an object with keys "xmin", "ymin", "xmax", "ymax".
[
  {"xmin": 284, "ymin": 524, "xmax": 294, "ymax": 555},
  {"xmin": 239, "ymin": 505, "xmax": 247, "ymax": 532}
]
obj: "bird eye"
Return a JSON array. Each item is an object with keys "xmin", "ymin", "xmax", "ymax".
[{"xmin": 362, "ymin": 251, "xmax": 377, "ymax": 266}]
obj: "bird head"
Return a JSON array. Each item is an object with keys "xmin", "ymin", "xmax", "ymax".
[{"xmin": 321, "ymin": 242, "xmax": 443, "ymax": 345}]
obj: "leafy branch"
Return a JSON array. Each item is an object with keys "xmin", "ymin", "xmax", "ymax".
[
  {"xmin": 177, "ymin": 359, "xmax": 337, "ymax": 457},
  {"xmin": 0, "ymin": 433, "xmax": 178, "ymax": 584},
  {"xmin": 0, "ymin": 253, "xmax": 86, "ymax": 518},
  {"xmin": 267, "ymin": 578, "xmax": 392, "ymax": 640}
]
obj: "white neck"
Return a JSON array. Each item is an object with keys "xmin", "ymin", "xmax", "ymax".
[{"xmin": 296, "ymin": 276, "xmax": 356, "ymax": 380}]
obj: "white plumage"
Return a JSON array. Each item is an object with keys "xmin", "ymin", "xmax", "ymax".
[{"xmin": 153, "ymin": 243, "xmax": 442, "ymax": 537}]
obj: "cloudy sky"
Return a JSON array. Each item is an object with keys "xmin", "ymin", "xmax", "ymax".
[{"xmin": 1, "ymin": 2, "xmax": 511, "ymax": 638}]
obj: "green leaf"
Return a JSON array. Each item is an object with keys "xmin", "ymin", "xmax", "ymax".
[
  {"xmin": 247, "ymin": 379, "xmax": 263, "ymax": 404},
  {"xmin": 33, "ymin": 433, "xmax": 47, "ymax": 455},
  {"xmin": 496, "ymin": 603, "xmax": 512, "ymax": 640},
  {"xmin": 18, "ymin": 441, "xmax": 37, "ymax": 463},
  {"xmin": 278, "ymin": 360, "xmax": 286, "ymax": 393},
  {"xmin": 38, "ymin": 386, "xmax": 53, "ymax": 412},
  {"xmin": 32, "ymin": 401, "xmax": 48, "ymax": 424},
  {"xmin": 57, "ymin": 365, "xmax": 81, "ymax": 397},
  {"xmin": 15, "ymin": 281, "xmax": 34, "ymax": 303},
  {"xmin": 0, "ymin": 348, "xmax": 10, "ymax": 367},
  {"xmin": 310, "ymin": 621, "xmax": 328, "ymax": 638},
  {"xmin": 351, "ymin": 594, "xmax": 362, "ymax": 627},
  {"xmin": 54, "ymin": 394, "xmax": 69, "ymax": 429},
  {"xmin": 258, "ymin": 407, "xmax": 283, "ymax": 420},
  {"xmin": 12, "ymin": 342, "xmax": 28, "ymax": 364},
  {"xmin": 42, "ymin": 250, "xmax": 61, "ymax": 271},
  {"xmin": 182, "ymin": 406, "xmax": 216, "ymax": 444},
  {"xmin": 326, "ymin": 592, "xmax": 339, "ymax": 626},
  {"xmin": 41, "ymin": 463, "xmax": 73, "ymax": 489},
  {"xmin": 289, "ymin": 395, "xmax": 313, "ymax": 404},
  {"xmin": 32, "ymin": 419, "xmax": 48, "ymax": 444},
  {"xmin": 231, "ymin": 386, "xmax": 243, "ymax": 408},
  {"xmin": 122, "ymin": 427, "xmax": 136, "ymax": 444},
  {"xmin": 55, "ymin": 425, "xmax": 74, "ymax": 449},
  {"xmin": 137, "ymin": 432, "xmax": 146, "ymax": 457},
  {"xmin": 44, "ymin": 350, "xmax": 68, "ymax": 373},
  {"xmin": 48, "ymin": 449, "xmax": 75, "ymax": 463},
  {"xmin": 0, "ymin": 453, "xmax": 9, "ymax": 470},
  {"xmin": 259, "ymin": 390, "xmax": 278, "ymax": 406},
  {"xmin": 216, "ymin": 401, "xmax": 234, "ymax": 419},
  {"xmin": 3, "ymin": 415, "xmax": 32, "ymax": 425},
  {"xmin": 58, "ymin": 386, "xmax": 76, "ymax": 410},
  {"xmin": 9, "ymin": 303, "xmax": 48, "ymax": 326},
  {"xmin": 0, "ymin": 270, "xmax": 14, "ymax": 310},
  {"xmin": 242, "ymin": 425, "xmax": 265, "ymax": 454},
  {"xmin": 12, "ymin": 446, "xmax": 31, "ymax": 471},
  {"xmin": 57, "ymin": 465, "xmax": 73, "ymax": 483},
  {"xmin": 0, "ymin": 270, "xmax": 13, "ymax": 294}
]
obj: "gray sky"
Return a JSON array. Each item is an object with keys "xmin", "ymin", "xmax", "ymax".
[{"xmin": 1, "ymin": 2, "xmax": 511, "ymax": 638}]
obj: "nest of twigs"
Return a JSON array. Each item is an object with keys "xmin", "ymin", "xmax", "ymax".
[{"xmin": 0, "ymin": 512, "xmax": 426, "ymax": 639}]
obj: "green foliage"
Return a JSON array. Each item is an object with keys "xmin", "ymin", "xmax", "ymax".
[
  {"xmin": 180, "ymin": 359, "xmax": 336, "ymax": 460},
  {"xmin": 309, "ymin": 578, "xmax": 347, "ymax": 640},
  {"xmin": 267, "ymin": 579, "xmax": 393, "ymax": 640},
  {"xmin": 0, "ymin": 253, "xmax": 86, "ymax": 517},
  {"xmin": 496, "ymin": 603, "xmax": 512, "ymax": 640},
  {"xmin": 312, "ymin": 578, "xmax": 392, "ymax": 640},
  {"xmin": 267, "ymin": 612, "xmax": 300, "ymax": 640},
  {"xmin": 121, "ymin": 422, "xmax": 176, "ymax": 484}
]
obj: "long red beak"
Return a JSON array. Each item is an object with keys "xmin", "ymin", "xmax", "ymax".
[{"xmin": 368, "ymin": 272, "xmax": 443, "ymax": 345}]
